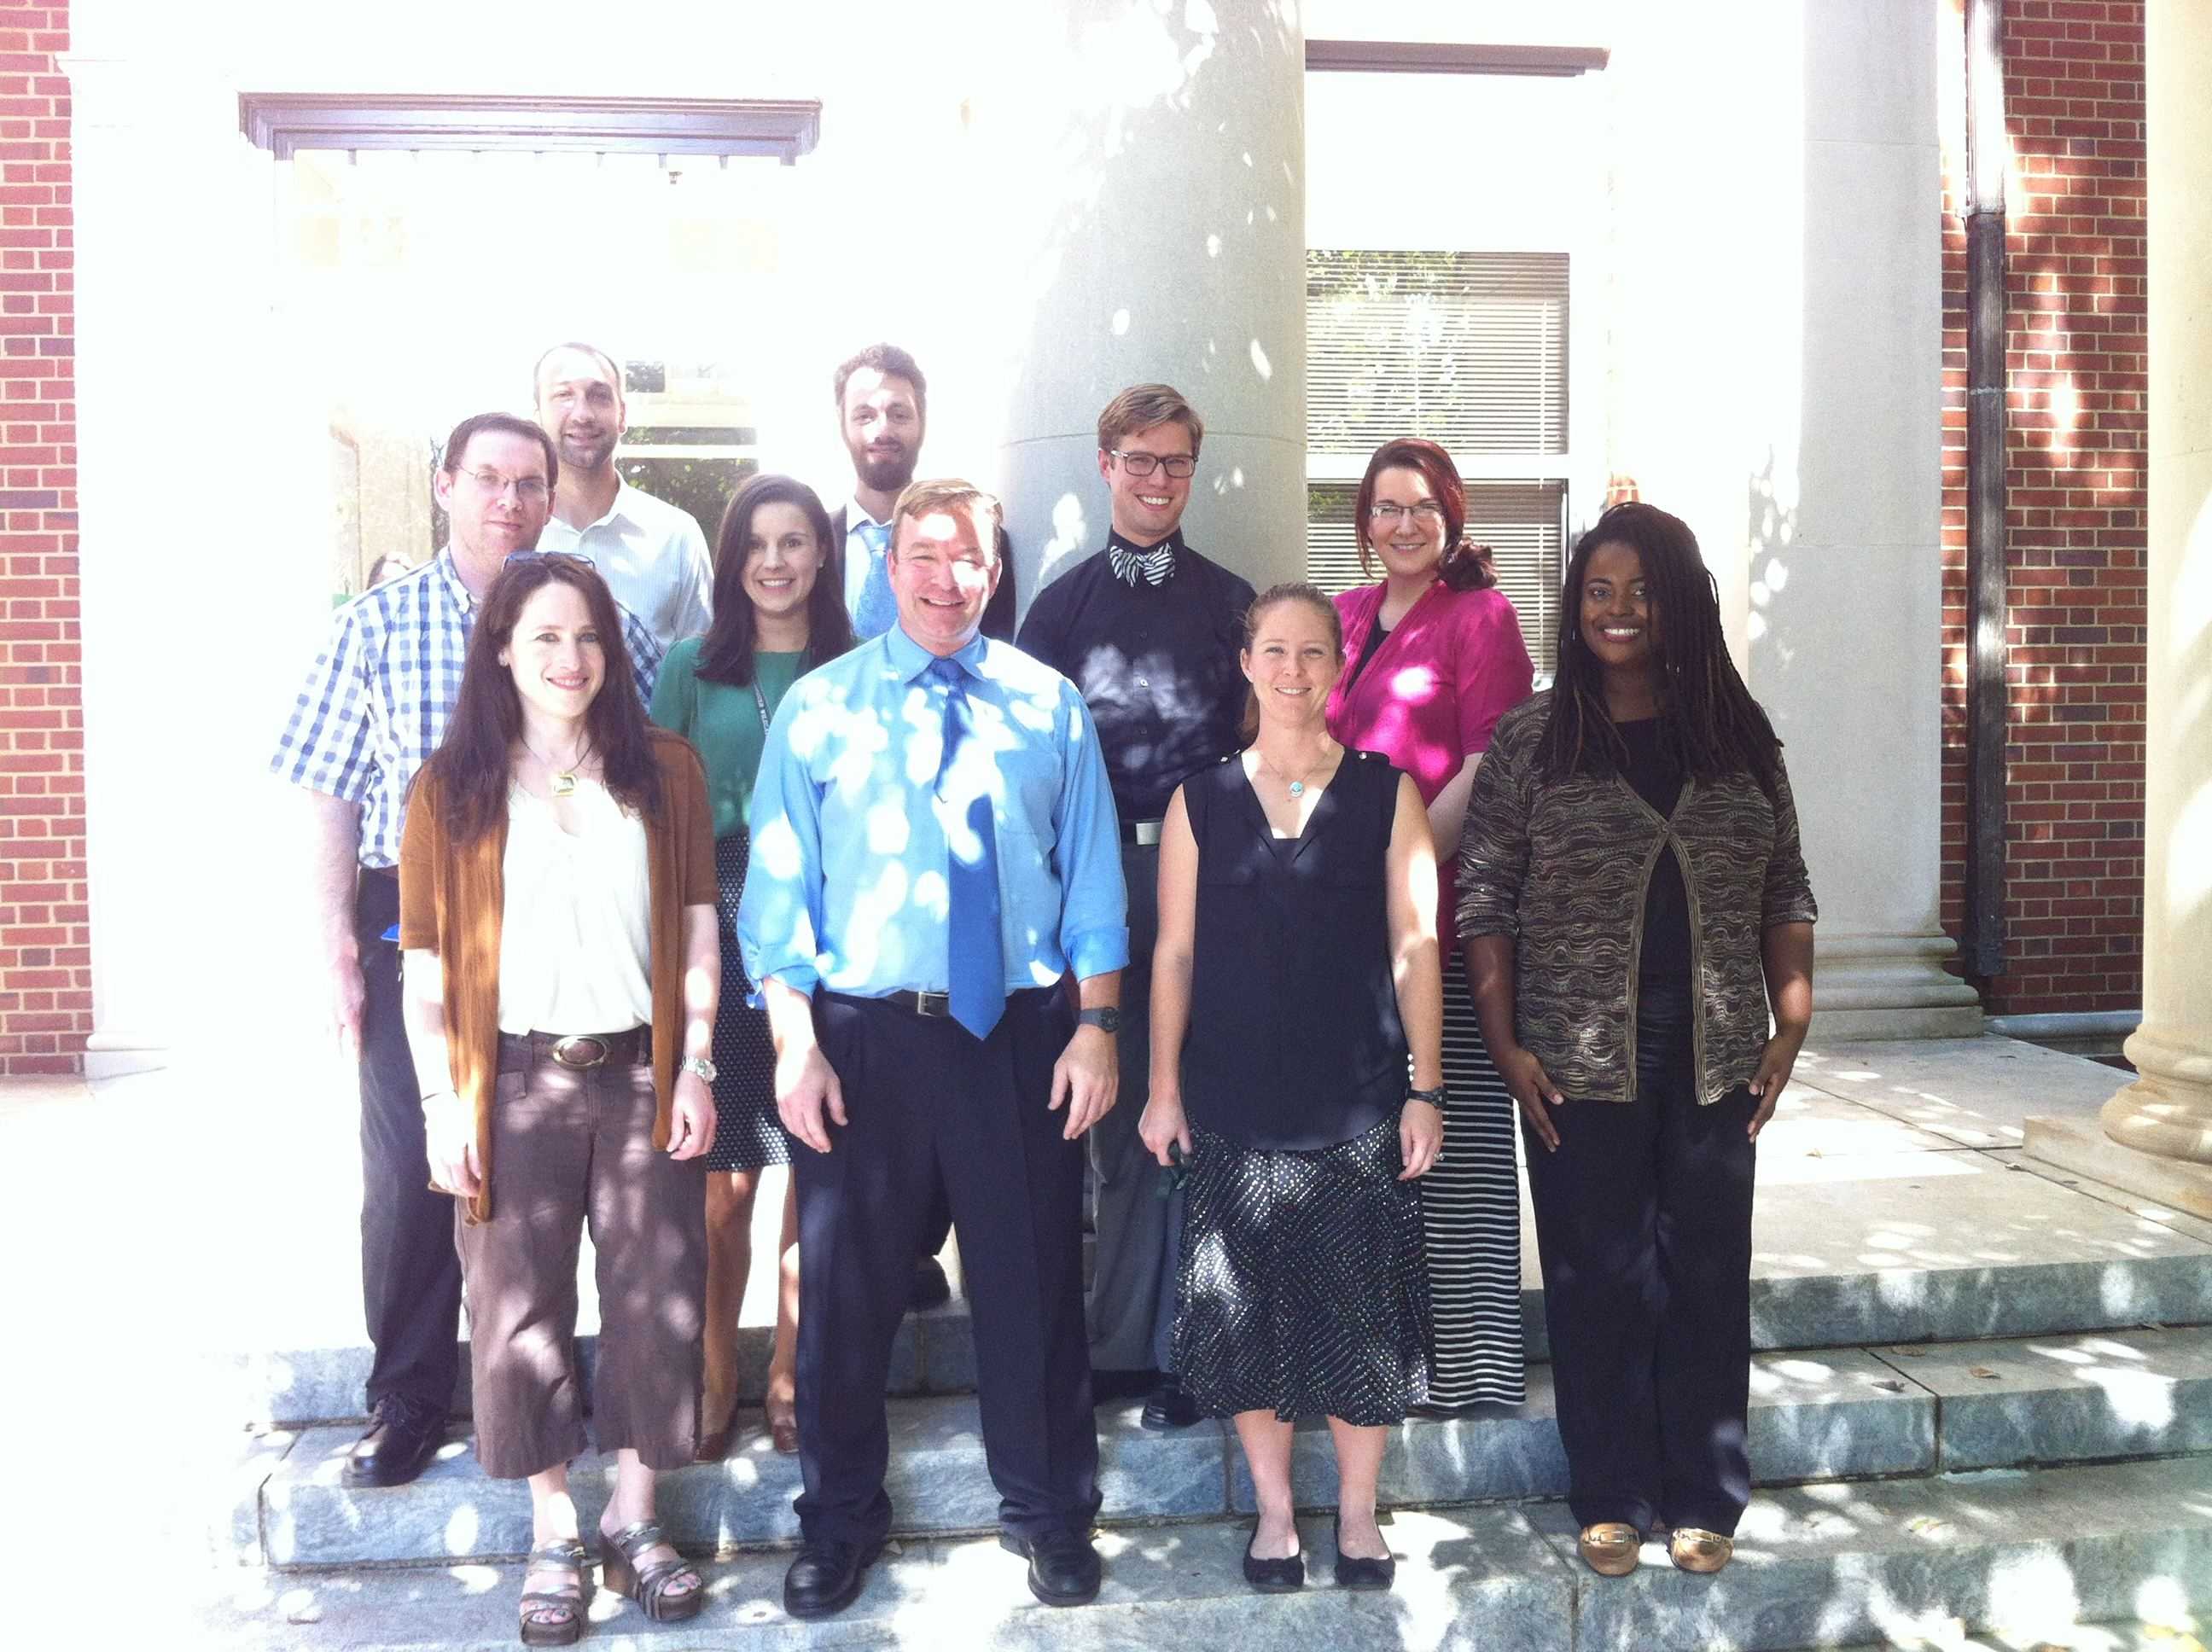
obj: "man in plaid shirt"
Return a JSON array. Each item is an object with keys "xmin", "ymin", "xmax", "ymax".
[{"xmin": 271, "ymin": 410, "xmax": 661, "ymax": 1486}]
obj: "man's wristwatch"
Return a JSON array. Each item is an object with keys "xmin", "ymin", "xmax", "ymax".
[
  {"xmin": 1406, "ymin": 1083, "xmax": 1447, "ymax": 1108},
  {"xmin": 1076, "ymin": 1006, "xmax": 1124, "ymax": 1034},
  {"xmin": 681, "ymin": 1056, "xmax": 718, "ymax": 1084}
]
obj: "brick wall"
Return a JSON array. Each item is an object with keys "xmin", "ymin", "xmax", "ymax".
[
  {"xmin": 0, "ymin": 2, "xmax": 83, "ymax": 1074},
  {"xmin": 1938, "ymin": 0, "xmax": 2146, "ymax": 1017}
]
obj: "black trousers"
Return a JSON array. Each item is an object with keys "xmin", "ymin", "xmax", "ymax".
[
  {"xmin": 355, "ymin": 871, "xmax": 463, "ymax": 1416},
  {"xmin": 1522, "ymin": 979, "xmax": 1755, "ymax": 1537},
  {"xmin": 795, "ymin": 986, "xmax": 1099, "ymax": 1547},
  {"xmin": 1084, "ymin": 841, "xmax": 1183, "ymax": 1374}
]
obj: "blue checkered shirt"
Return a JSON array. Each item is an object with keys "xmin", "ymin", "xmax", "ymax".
[{"xmin": 270, "ymin": 550, "xmax": 663, "ymax": 870}]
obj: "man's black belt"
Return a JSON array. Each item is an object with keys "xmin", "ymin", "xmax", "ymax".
[{"xmin": 833, "ymin": 987, "xmax": 1055, "ymax": 1020}]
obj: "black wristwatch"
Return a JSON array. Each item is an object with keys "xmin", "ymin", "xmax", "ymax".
[
  {"xmin": 1406, "ymin": 1083, "xmax": 1447, "ymax": 1108},
  {"xmin": 1077, "ymin": 1006, "xmax": 1124, "ymax": 1034}
]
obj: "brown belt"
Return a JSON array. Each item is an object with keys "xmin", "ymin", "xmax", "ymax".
[{"xmin": 498, "ymin": 1026, "xmax": 652, "ymax": 1069}]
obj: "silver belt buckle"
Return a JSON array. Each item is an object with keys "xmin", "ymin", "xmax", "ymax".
[
  {"xmin": 1131, "ymin": 818, "xmax": 1164, "ymax": 847},
  {"xmin": 550, "ymin": 1034, "xmax": 610, "ymax": 1068},
  {"xmin": 913, "ymin": 991, "xmax": 951, "ymax": 1018}
]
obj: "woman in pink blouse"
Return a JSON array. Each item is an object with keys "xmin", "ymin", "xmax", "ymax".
[{"xmin": 1325, "ymin": 437, "xmax": 1534, "ymax": 1412}]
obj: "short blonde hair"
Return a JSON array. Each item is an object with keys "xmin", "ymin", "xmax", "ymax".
[
  {"xmin": 1097, "ymin": 383, "xmax": 1204, "ymax": 457},
  {"xmin": 891, "ymin": 478, "xmax": 1004, "ymax": 560}
]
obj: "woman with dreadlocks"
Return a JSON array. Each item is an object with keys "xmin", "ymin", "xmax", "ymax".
[{"xmin": 1455, "ymin": 503, "xmax": 1817, "ymax": 1580}]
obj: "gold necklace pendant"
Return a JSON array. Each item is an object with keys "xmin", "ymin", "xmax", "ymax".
[{"xmin": 550, "ymin": 770, "xmax": 579, "ymax": 798}]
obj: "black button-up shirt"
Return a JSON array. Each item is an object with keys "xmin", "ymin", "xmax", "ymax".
[{"xmin": 1017, "ymin": 536, "xmax": 1257, "ymax": 824}]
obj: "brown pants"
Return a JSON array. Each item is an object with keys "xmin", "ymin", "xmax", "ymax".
[{"xmin": 456, "ymin": 1038, "xmax": 707, "ymax": 1479}]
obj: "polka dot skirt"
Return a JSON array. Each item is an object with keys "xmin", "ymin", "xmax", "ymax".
[
  {"xmin": 1173, "ymin": 1115, "xmax": 1430, "ymax": 1426},
  {"xmin": 706, "ymin": 830, "xmax": 790, "ymax": 1172}
]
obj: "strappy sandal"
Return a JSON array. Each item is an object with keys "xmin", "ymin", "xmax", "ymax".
[
  {"xmin": 518, "ymin": 1537, "xmax": 592, "ymax": 1647},
  {"xmin": 601, "ymin": 1521, "xmax": 705, "ymax": 1623}
]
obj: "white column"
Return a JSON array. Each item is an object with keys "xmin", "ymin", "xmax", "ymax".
[
  {"xmin": 1608, "ymin": 0, "xmax": 1982, "ymax": 1038},
  {"xmin": 66, "ymin": 45, "xmax": 316, "ymax": 1077},
  {"xmin": 2023, "ymin": 0, "xmax": 2212, "ymax": 1210},
  {"xmin": 1767, "ymin": 0, "xmax": 1983, "ymax": 1037},
  {"xmin": 967, "ymin": 0, "xmax": 1308, "ymax": 602},
  {"xmin": 2109, "ymin": 0, "xmax": 2212, "ymax": 1159}
]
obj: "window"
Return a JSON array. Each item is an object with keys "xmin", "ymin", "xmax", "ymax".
[{"xmin": 1305, "ymin": 248, "xmax": 1569, "ymax": 668}]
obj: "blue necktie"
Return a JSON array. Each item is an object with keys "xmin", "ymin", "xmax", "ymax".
[
  {"xmin": 929, "ymin": 656, "xmax": 1004, "ymax": 1040},
  {"xmin": 853, "ymin": 520, "xmax": 897, "ymax": 638}
]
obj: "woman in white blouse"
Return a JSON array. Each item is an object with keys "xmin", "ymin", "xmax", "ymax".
[{"xmin": 399, "ymin": 553, "xmax": 721, "ymax": 1643}]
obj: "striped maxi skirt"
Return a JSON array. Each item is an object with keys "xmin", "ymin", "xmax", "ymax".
[{"xmin": 1427, "ymin": 944, "xmax": 1528, "ymax": 1406}]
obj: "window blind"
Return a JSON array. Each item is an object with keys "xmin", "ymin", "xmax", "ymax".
[
  {"xmin": 1306, "ymin": 481, "xmax": 1563, "ymax": 672},
  {"xmin": 1307, "ymin": 250, "xmax": 1569, "ymax": 457}
]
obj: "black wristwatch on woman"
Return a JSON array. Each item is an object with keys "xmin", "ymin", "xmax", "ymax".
[{"xmin": 1406, "ymin": 1083, "xmax": 1447, "ymax": 1108}]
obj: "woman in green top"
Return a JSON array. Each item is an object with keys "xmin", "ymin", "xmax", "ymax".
[{"xmin": 650, "ymin": 473, "xmax": 855, "ymax": 1459}]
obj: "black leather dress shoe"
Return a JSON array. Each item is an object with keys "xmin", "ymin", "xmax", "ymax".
[
  {"xmin": 1140, "ymin": 1375, "xmax": 1200, "ymax": 1431},
  {"xmin": 999, "ymin": 1529, "xmax": 1102, "ymax": 1606},
  {"xmin": 783, "ymin": 1539, "xmax": 882, "ymax": 1620},
  {"xmin": 910, "ymin": 1257, "xmax": 952, "ymax": 1311},
  {"xmin": 343, "ymin": 1395, "xmax": 446, "ymax": 1487}
]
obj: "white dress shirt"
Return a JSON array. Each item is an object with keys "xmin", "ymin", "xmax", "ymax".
[{"xmin": 539, "ymin": 479, "xmax": 714, "ymax": 652}]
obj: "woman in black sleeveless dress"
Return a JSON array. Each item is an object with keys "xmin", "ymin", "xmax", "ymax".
[{"xmin": 1143, "ymin": 582, "xmax": 1446, "ymax": 1595}]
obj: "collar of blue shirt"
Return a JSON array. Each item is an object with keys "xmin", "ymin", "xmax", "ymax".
[{"xmin": 882, "ymin": 619, "xmax": 987, "ymax": 684}]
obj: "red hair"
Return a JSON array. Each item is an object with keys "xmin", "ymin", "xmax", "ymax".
[{"xmin": 1353, "ymin": 437, "xmax": 1494, "ymax": 591}]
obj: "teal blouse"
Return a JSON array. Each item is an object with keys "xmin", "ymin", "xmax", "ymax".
[{"xmin": 648, "ymin": 639, "xmax": 805, "ymax": 839}]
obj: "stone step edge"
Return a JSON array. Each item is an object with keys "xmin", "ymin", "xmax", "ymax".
[
  {"xmin": 196, "ymin": 1457, "xmax": 2212, "ymax": 1652},
  {"xmin": 217, "ymin": 1291, "xmax": 2212, "ymax": 1428},
  {"xmin": 245, "ymin": 1326, "xmax": 2212, "ymax": 1568},
  {"xmin": 257, "ymin": 1450, "xmax": 2212, "ymax": 1573}
]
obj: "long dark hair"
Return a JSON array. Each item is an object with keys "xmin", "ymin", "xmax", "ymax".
[
  {"xmin": 1354, "ymin": 437, "xmax": 1494, "ymax": 592},
  {"xmin": 1237, "ymin": 581, "xmax": 1344, "ymax": 745},
  {"xmin": 1537, "ymin": 502, "xmax": 1782, "ymax": 796},
  {"xmin": 420, "ymin": 554, "xmax": 664, "ymax": 842},
  {"xmin": 696, "ymin": 474, "xmax": 855, "ymax": 685}
]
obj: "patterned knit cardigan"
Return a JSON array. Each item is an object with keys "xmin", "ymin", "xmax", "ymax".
[{"xmin": 1455, "ymin": 691, "xmax": 1819, "ymax": 1104}]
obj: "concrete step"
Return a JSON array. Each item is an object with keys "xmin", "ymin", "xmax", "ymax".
[
  {"xmin": 198, "ymin": 1455, "xmax": 2212, "ymax": 1652},
  {"xmin": 217, "ymin": 1148, "xmax": 2212, "ymax": 1428},
  {"xmin": 243, "ymin": 1327, "xmax": 2212, "ymax": 1568}
]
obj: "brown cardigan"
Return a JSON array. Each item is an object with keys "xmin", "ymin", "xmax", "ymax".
[
  {"xmin": 398, "ymin": 729, "xmax": 718, "ymax": 1223},
  {"xmin": 1457, "ymin": 691, "xmax": 1819, "ymax": 1105}
]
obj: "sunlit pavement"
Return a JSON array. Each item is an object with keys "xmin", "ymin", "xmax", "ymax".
[{"xmin": 5, "ymin": 1032, "xmax": 2207, "ymax": 1649}]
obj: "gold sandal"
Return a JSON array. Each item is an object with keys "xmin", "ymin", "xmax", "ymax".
[
  {"xmin": 1669, "ymin": 1527, "xmax": 1734, "ymax": 1573},
  {"xmin": 1577, "ymin": 1522, "xmax": 1642, "ymax": 1577}
]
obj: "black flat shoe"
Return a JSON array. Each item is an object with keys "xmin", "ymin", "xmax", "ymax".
[
  {"xmin": 1140, "ymin": 1375, "xmax": 1201, "ymax": 1431},
  {"xmin": 999, "ymin": 1529, "xmax": 1102, "ymax": 1605},
  {"xmin": 1332, "ymin": 1514, "xmax": 1395, "ymax": 1591},
  {"xmin": 343, "ymin": 1395, "xmax": 446, "ymax": 1487},
  {"xmin": 783, "ymin": 1539, "xmax": 881, "ymax": 1620},
  {"xmin": 1242, "ymin": 1524, "xmax": 1304, "ymax": 1593}
]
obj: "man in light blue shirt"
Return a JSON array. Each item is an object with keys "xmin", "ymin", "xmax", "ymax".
[{"xmin": 741, "ymin": 479, "xmax": 1126, "ymax": 1621}]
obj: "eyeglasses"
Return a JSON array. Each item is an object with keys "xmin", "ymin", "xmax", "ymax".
[
  {"xmin": 451, "ymin": 466, "xmax": 551, "ymax": 504},
  {"xmin": 502, "ymin": 550, "xmax": 595, "ymax": 572},
  {"xmin": 1110, "ymin": 450, "xmax": 1196, "ymax": 480},
  {"xmin": 1369, "ymin": 501, "xmax": 1446, "ymax": 526}
]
